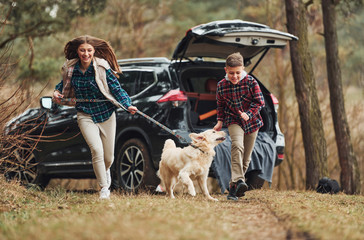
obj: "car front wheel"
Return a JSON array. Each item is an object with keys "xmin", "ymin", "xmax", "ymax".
[
  {"xmin": 115, "ymin": 138, "xmax": 158, "ymax": 192},
  {"xmin": 4, "ymin": 148, "xmax": 49, "ymax": 189}
]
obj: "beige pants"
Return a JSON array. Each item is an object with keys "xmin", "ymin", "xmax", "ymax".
[
  {"xmin": 228, "ymin": 124, "xmax": 258, "ymax": 183},
  {"xmin": 77, "ymin": 112, "xmax": 116, "ymax": 188}
]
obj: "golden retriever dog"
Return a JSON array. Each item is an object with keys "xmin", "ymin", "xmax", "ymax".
[{"xmin": 158, "ymin": 129, "xmax": 226, "ymax": 201}]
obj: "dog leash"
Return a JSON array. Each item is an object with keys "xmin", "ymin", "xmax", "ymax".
[{"xmin": 58, "ymin": 98, "xmax": 199, "ymax": 148}]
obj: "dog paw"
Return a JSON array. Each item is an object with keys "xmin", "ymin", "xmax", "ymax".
[
  {"xmin": 208, "ymin": 197, "xmax": 218, "ymax": 201},
  {"xmin": 187, "ymin": 186, "xmax": 196, "ymax": 196}
]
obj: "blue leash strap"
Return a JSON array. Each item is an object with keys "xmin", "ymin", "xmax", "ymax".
[
  {"xmin": 59, "ymin": 97, "xmax": 189, "ymax": 144},
  {"xmin": 134, "ymin": 109, "xmax": 188, "ymax": 143}
]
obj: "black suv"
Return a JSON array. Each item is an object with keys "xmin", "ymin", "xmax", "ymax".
[{"xmin": 3, "ymin": 20, "xmax": 297, "ymax": 192}]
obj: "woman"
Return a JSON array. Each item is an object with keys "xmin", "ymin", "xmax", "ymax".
[{"xmin": 53, "ymin": 35, "xmax": 137, "ymax": 199}]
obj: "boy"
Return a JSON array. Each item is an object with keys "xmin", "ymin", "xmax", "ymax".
[{"xmin": 213, "ymin": 52, "xmax": 265, "ymax": 201}]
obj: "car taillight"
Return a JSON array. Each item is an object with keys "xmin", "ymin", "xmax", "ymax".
[
  {"xmin": 276, "ymin": 146, "xmax": 285, "ymax": 164},
  {"xmin": 157, "ymin": 90, "xmax": 187, "ymax": 106},
  {"xmin": 270, "ymin": 93, "xmax": 279, "ymax": 111}
]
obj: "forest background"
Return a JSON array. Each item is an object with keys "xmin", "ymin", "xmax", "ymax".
[{"xmin": 1, "ymin": 0, "xmax": 363, "ymax": 193}]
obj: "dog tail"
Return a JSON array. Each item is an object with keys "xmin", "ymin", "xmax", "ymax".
[
  {"xmin": 163, "ymin": 139, "xmax": 176, "ymax": 151},
  {"xmin": 157, "ymin": 139, "xmax": 175, "ymax": 194}
]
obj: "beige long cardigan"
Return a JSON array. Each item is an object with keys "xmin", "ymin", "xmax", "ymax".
[{"xmin": 59, "ymin": 57, "xmax": 121, "ymax": 107}]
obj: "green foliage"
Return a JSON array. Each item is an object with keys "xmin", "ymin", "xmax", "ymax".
[
  {"xmin": 338, "ymin": 6, "xmax": 364, "ymax": 86},
  {"xmin": 0, "ymin": 0, "xmax": 107, "ymax": 90},
  {"xmin": 17, "ymin": 57, "xmax": 61, "ymax": 83},
  {"xmin": 169, "ymin": 0, "xmax": 246, "ymax": 28},
  {"xmin": 2, "ymin": 0, "xmax": 363, "ymax": 88},
  {"xmin": 338, "ymin": 0, "xmax": 363, "ymax": 16},
  {"xmin": 0, "ymin": 0, "xmax": 107, "ymax": 49}
]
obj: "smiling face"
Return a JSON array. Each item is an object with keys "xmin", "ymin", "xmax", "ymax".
[
  {"xmin": 225, "ymin": 65, "xmax": 245, "ymax": 84},
  {"xmin": 77, "ymin": 43, "xmax": 95, "ymax": 68}
]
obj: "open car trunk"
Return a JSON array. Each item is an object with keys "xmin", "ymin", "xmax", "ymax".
[
  {"xmin": 172, "ymin": 19, "xmax": 297, "ymax": 137},
  {"xmin": 173, "ymin": 20, "xmax": 298, "ymax": 65}
]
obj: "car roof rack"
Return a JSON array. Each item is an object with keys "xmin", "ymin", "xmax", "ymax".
[{"xmin": 118, "ymin": 57, "xmax": 170, "ymax": 65}]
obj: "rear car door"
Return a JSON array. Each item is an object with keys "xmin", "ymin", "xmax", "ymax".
[{"xmin": 172, "ymin": 19, "xmax": 298, "ymax": 67}]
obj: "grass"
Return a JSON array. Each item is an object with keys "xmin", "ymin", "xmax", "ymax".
[
  {"xmin": 253, "ymin": 190, "xmax": 364, "ymax": 240},
  {"xmin": 1, "ymin": 177, "xmax": 364, "ymax": 240}
]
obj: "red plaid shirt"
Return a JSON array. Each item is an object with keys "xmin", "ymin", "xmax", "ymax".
[{"xmin": 216, "ymin": 74, "xmax": 265, "ymax": 134}]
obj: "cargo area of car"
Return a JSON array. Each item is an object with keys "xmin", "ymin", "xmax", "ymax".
[
  {"xmin": 179, "ymin": 64, "xmax": 224, "ymax": 129},
  {"xmin": 179, "ymin": 64, "xmax": 276, "ymax": 138}
]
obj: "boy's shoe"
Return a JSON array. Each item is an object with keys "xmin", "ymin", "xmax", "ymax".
[
  {"xmin": 227, "ymin": 193, "xmax": 238, "ymax": 201},
  {"xmin": 99, "ymin": 187, "xmax": 110, "ymax": 200},
  {"xmin": 227, "ymin": 182, "xmax": 238, "ymax": 201},
  {"xmin": 227, "ymin": 180, "xmax": 248, "ymax": 201},
  {"xmin": 235, "ymin": 180, "xmax": 248, "ymax": 197},
  {"xmin": 106, "ymin": 169, "xmax": 111, "ymax": 189}
]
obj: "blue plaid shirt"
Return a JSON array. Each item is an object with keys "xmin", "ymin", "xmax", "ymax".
[
  {"xmin": 216, "ymin": 75, "xmax": 265, "ymax": 134},
  {"xmin": 55, "ymin": 61, "xmax": 131, "ymax": 123}
]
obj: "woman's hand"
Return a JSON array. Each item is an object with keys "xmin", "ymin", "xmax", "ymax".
[
  {"xmin": 53, "ymin": 90, "xmax": 64, "ymax": 104},
  {"xmin": 128, "ymin": 106, "xmax": 138, "ymax": 115},
  {"xmin": 238, "ymin": 110, "xmax": 249, "ymax": 121}
]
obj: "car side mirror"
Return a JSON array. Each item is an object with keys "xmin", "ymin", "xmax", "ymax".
[{"xmin": 40, "ymin": 96, "xmax": 53, "ymax": 110}]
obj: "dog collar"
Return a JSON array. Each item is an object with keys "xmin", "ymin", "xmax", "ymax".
[{"xmin": 190, "ymin": 144, "xmax": 206, "ymax": 154}]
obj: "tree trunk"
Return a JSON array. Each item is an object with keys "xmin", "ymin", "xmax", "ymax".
[
  {"xmin": 321, "ymin": 0, "xmax": 361, "ymax": 194},
  {"xmin": 285, "ymin": 0, "xmax": 328, "ymax": 189}
]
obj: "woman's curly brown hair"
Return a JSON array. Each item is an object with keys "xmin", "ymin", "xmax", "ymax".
[{"xmin": 64, "ymin": 35, "xmax": 121, "ymax": 77}]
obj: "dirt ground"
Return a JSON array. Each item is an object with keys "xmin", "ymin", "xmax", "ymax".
[
  {"xmin": 233, "ymin": 197, "xmax": 313, "ymax": 240},
  {"xmin": 47, "ymin": 178, "xmax": 312, "ymax": 240}
]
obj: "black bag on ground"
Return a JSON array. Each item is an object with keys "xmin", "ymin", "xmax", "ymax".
[{"xmin": 316, "ymin": 177, "xmax": 340, "ymax": 194}]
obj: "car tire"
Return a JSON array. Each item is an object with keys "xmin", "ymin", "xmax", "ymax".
[
  {"xmin": 245, "ymin": 170, "xmax": 265, "ymax": 190},
  {"xmin": 4, "ymin": 149, "xmax": 49, "ymax": 190},
  {"xmin": 115, "ymin": 138, "xmax": 158, "ymax": 192}
]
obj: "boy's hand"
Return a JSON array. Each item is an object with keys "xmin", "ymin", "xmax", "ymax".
[
  {"xmin": 238, "ymin": 110, "xmax": 249, "ymax": 121},
  {"xmin": 213, "ymin": 121, "xmax": 223, "ymax": 131}
]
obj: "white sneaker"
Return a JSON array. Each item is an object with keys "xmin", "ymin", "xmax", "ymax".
[
  {"xmin": 99, "ymin": 187, "xmax": 110, "ymax": 200},
  {"xmin": 106, "ymin": 169, "xmax": 111, "ymax": 188},
  {"xmin": 156, "ymin": 184, "xmax": 164, "ymax": 193}
]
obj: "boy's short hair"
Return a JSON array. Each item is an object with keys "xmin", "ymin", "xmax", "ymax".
[{"xmin": 226, "ymin": 52, "xmax": 244, "ymax": 67}]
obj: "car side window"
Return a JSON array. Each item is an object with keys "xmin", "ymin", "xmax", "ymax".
[
  {"xmin": 138, "ymin": 72, "xmax": 155, "ymax": 92},
  {"xmin": 118, "ymin": 71, "xmax": 139, "ymax": 96},
  {"xmin": 119, "ymin": 70, "xmax": 157, "ymax": 97}
]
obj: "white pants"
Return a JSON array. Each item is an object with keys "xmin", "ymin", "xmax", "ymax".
[{"xmin": 77, "ymin": 112, "xmax": 116, "ymax": 188}]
